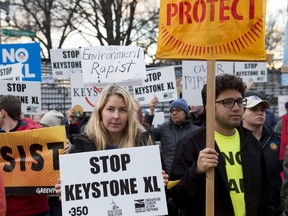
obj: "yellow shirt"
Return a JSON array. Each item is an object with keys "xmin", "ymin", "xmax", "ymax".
[{"xmin": 215, "ymin": 129, "xmax": 246, "ymax": 216}]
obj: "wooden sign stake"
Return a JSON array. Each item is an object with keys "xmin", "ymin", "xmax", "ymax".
[{"xmin": 206, "ymin": 60, "xmax": 216, "ymax": 216}]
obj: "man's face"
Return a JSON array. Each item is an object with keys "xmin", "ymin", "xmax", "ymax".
[
  {"xmin": 170, "ymin": 107, "xmax": 186, "ymax": 124},
  {"xmin": 215, "ymin": 89, "xmax": 244, "ymax": 130},
  {"xmin": 243, "ymin": 104, "xmax": 266, "ymax": 127}
]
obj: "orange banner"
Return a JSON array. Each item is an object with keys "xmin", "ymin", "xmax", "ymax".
[
  {"xmin": 0, "ymin": 126, "xmax": 67, "ymax": 195},
  {"xmin": 157, "ymin": 0, "xmax": 267, "ymax": 60}
]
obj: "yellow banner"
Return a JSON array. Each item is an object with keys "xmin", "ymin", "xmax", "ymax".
[
  {"xmin": 0, "ymin": 126, "xmax": 67, "ymax": 195},
  {"xmin": 157, "ymin": 0, "xmax": 267, "ymax": 60}
]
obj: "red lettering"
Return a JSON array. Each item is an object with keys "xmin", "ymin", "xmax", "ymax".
[
  {"xmin": 165, "ymin": 0, "xmax": 256, "ymax": 26},
  {"xmin": 249, "ymin": 0, "xmax": 255, "ymax": 19},
  {"xmin": 231, "ymin": 0, "xmax": 243, "ymax": 20},
  {"xmin": 193, "ymin": 0, "xmax": 206, "ymax": 23},
  {"xmin": 220, "ymin": 0, "xmax": 230, "ymax": 21},
  {"xmin": 167, "ymin": 3, "xmax": 178, "ymax": 26},
  {"xmin": 180, "ymin": 2, "xmax": 192, "ymax": 24},
  {"xmin": 207, "ymin": 0, "xmax": 217, "ymax": 21}
]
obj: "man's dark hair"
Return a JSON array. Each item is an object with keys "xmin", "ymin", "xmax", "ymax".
[
  {"xmin": 201, "ymin": 74, "xmax": 246, "ymax": 107},
  {"xmin": 0, "ymin": 95, "xmax": 21, "ymax": 120}
]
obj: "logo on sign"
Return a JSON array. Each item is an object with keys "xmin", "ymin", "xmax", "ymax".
[
  {"xmin": 0, "ymin": 43, "xmax": 41, "ymax": 82},
  {"xmin": 134, "ymin": 197, "xmax": 161, "ymax": 213},
  {"xmin": 107, "ymin": 200, "xmax": 122, "ymax": 216}
]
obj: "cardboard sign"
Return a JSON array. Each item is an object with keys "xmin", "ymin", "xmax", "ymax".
[
  {"xmin": 0, "ymin": 80, "xmax": 41, "ymax": 114},
  {"xmin": 133, "ymin": 67, "xmax": 178, "ymax": 105},
  {"xmin": 50, "ymin": 48, "xmax": 82, "ymax": 78},
  {"xmin": 0, "ymin": 126, "xmax": 67, "ymax": 195},
  {"xmin": 157, "ymin": 0, "xmax": 266, "ymax": 60},
  {"xmin": 60, "ymin": 145, "xmax": 168, "ymax": 216},
  {"xmin": 81, "ymin": 46, "xmax": 146, "ymax": 86}
]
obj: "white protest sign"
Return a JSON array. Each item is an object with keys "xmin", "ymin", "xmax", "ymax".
[
  {"xmin": 70, "ymin": 73, "xmax": 102, "ymax": 112},
  {"xmin": 60, "ymin": 145, "xmax": 167, "ymax": 216},
  {"xmin": 133, "ymin": 67, "xmax": 177, "ymax": 105},
  {"xmin": 278, "ymin": 95, "xmax": 288, "ymax": 117},
  {"xmin": 0, "ymin": 80, "xmax": 41, "ymax": 114},
  {"xmin": 0, "ymin": 63, "xmax": 22, "ymax": 80},
  {"xmin": 182, "ymin": 61, "xmax": 233, "ymax": 106},
  {"xmin": 234, "ymin": 62, "xmax": 267, "ymax": 83},
  {"xmin": 151, "ymin": 112, "xmax": 165, "ymax": 128},
  {"xmin": 81, "ymin": 46, "xmax": 146, "ymax": 86},
  {"xmin": 50, "ymin": 48, "xmax": 82, "ymax": 78}
]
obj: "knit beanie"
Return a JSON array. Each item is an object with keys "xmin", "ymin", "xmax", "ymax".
[
  {"xmin": 40, "ymin": 110, "xmax": 64, "ymax": 127},
  {"xmin": 169, "ymin": 98, "xmax": 189, "ymax": 115}
]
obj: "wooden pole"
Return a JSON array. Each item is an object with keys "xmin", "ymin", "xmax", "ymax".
[{"xmin": 206, "ymin": 60, "xmax": 216, "ymax": 216}]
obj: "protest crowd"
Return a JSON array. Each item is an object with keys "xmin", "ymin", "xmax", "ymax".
[
  {"xmin": 1, "ymin": 1, "xmax": 288, "ymax": 216},
  {"xmin": 1, "ymin": 71, "xmax": 288, "ymax": 216}
]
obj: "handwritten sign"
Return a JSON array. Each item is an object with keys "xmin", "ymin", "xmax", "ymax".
[
  {"xmin": 50, "ymin": 48, "xmax": 82, "ymax": 78},
  {"xmin": 0, "ymin": 126, "xmax": 67, "ymax": 195},
  {"xmin": 157, "ymin": 0, "xmax": 266, "ymax": 60},
  {"xmin": 133, "ymin": 67, "xmax": 177, "ymax": 105},
  {"xmin": 60, "ymin": 145, "xmax": 168, "ymax": 216},
  {"xmin": 81, "ymin": 46, "xmax": 146, "ymax": 86},
  {"xmin": 0, "ymin": 80, "xmax": 41, "ymax": 114},
  {"xmin": 182, "ymin": 61, "xmax": 233, "ymax": 105}
]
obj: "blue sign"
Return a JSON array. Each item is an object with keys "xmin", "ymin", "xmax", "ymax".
[{"xmin": 0, "ymin": 43, "xmax": 41, "ymax": 82}]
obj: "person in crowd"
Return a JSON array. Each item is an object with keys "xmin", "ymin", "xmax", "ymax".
[
  {"xmin": 32, "ymin": 109, "xmax": 49, "ymax": 125},
  {"xmin": 0, "ymin": 171, "xmax": 6, "ymax": 216},
  {"xmin": 0, "ymin": 95, "xmax": 49, "ymax": 216},
  {"xmin": 189, "ymin": 105, "xmax": 206, "ymax": 127},
  {"xmin": 281, "ymin": 147, "xmax": 288, "ymax": 215},
  {"xmin": 134, "ymin": 98, "xmax": 153, "ymax": 129},
  {"xmin": 143, "ymin": 96, "xmax": 159, "ymax": 129},
  {"xmin": 148, "ymin": 97, "xmax": 199, "ymax": 175},
  {"xmin": 40, "ymin": 109, "xmax": 66, "ymax": 216},
  {"xmin": 242, "ymin": 95, "xmax": 282, "ymax": 215},
  {"xmin": 61, "ymin": 106, "xmax": 89, "ymax": 141},
  {"xmin": 55, "ymin": 85, "xmax": 168, "ymax": 195},
  {"xmin": 40, "ymin": 109, "xmax": 64, "ymax": 127},
  {"xmin": 32, "ymin": 114, "xmax": 42, "ymax": 124},
  {"xmin": 147, "ymin": 97, "xmax": 199, "ymax": 216},
  {"xmin": 274, "ymin": 101, "xmax": 288, "ymax": 134},
  {"xmin": 245, "ymin": 91, "xmax": 278, "ymax": 129},
  {"xmin": 169, "ymin": 74, "xmax": 274, "ymax": 216}
]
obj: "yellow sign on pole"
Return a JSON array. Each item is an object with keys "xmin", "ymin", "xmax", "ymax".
[{"xmin": 157, "ymin": 0, "xmax": 267, "ymax": 60}]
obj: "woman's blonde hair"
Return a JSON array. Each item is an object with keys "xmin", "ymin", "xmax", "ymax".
[{"xmin": 84, "ymin": 85, "xmax": 150, "ymax": 150}]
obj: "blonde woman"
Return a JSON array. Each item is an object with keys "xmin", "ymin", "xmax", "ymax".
[
  {"xmin": 70, "ymin": 85, "xmax": 152, "ymax": 152},
  {"xmin": 56, "ymin": 85, "xmax": 168, "ymax": 195}
]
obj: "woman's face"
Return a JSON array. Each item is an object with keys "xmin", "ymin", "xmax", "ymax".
[{"xmin": 101, "ymin": 95, "xmax": 129, "ymax": 137}]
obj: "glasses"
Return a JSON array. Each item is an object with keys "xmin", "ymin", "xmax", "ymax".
[
  {"xmin": 170, "ymin": 107, "xmax": 184, "ymax": 113},
  {"xmin": 215, "ymin": 98, "xmax": 247, "ymax": 108}
]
